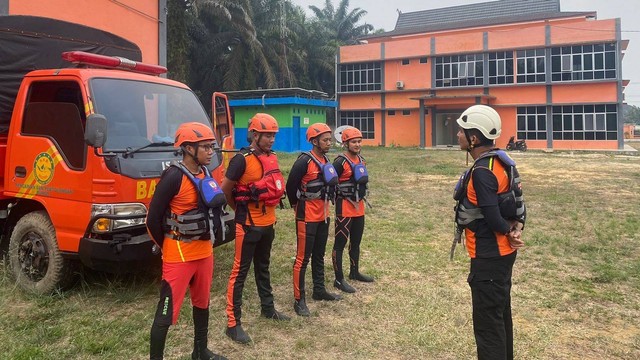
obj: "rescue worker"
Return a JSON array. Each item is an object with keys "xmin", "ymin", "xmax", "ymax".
[
  {"xmin": 222, "ymin": 113, "xmax": 290, "ymax": 344},
  {"xmin": 454, "ymin": 105, "xmax": 526, "ymax": 360},
  {"xmin": 286, "ymin": 123, "xmax": 342, "ymax": 317},
  {"xmin": 332, "ymin": 126, "xmax": 373, "ymax": 294},
  {"xmin": 147, "ymin": 122, "xmax": 227, "ymax": 360}
]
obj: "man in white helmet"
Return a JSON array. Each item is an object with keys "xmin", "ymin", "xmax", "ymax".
[{"xmin": 453, "ymin": 104, "xmax": 526, "ymax": 360}]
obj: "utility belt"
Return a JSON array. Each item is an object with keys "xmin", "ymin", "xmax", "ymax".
[
  {"xmin": 336, "ymin": 182, "xmax": 368, "ymax": 200},
  {"xmin": 297, "ymin": 179, "xmax": 335, "ymax": 201},
  {"xmin": 165, "ymin": 210, "xmax": 211, "ymax": 242},
  {"xmin": 336, "ymin": 183, "xmax": 372, "ymax": 210}
]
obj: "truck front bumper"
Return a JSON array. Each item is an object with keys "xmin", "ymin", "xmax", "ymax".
[{"xmin": 78, "ymin": 233, "xmax": 158, "ymax": 272}]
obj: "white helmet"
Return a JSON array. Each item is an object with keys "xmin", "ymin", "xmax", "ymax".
[{"xmin": 456, "ymin": 105, "xmax": 502, "ymax": 140}]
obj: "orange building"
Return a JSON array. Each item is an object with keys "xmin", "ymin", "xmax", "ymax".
[
  {"xmin": 1, "ymin": 0, "xmax": 164, "ymax": 65},
  {"xmin": 337, "ymin": 0, "xmax": 628, "ymax": 150}
]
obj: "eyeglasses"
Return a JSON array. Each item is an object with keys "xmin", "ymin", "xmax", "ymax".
[{"xmin": 197, "ymin": 143, "xmax": 215, "ymax": 152}]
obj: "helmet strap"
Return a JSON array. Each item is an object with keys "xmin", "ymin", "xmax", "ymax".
[
  {"xmin": 255, "ymin": 133, "xmax": 269, "ymax": 154},
  {"xmin": 183, "ymin": 144, "xmax": 202, "ymax": 166},
  {"xmin": 463, "ymin": 129, "xmax": 474, "ymax": 153}
]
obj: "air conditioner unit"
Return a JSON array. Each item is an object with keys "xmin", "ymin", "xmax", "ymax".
[{"xmin": 396, "ymin": 81, "xmax": 404, "ymax": 89}]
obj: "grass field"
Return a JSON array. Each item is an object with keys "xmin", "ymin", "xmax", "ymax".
[{"xmin": 1, "ymin": 146, "xmax": 639, "ymax": 359}]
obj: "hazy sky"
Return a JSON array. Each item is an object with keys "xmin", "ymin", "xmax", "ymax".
[{"xmin": 292, "ymin": 0, "xmax": 640, "ymax": 107}]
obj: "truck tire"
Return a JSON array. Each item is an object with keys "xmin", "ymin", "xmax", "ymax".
[{"xmin": 8, "ymin": 211, "xmax": 73, "ymax": 294}]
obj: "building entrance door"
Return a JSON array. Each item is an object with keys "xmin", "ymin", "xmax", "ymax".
[
  {"xmin": 293, "ymin": 116, "xmax": 301, "ymax": 151},
  {"xmin": 435, "ymin": 113, "xmax": 460, "ymax": 146}
]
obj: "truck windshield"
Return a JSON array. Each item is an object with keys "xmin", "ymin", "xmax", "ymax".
[{"xmin": 90, "ymin": 78, "xmax": 211, "ymax": 151}]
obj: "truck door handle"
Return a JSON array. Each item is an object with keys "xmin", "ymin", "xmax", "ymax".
[{"xmin": 15, "ymin": 166, "xmax": 26, "ymax": 178}]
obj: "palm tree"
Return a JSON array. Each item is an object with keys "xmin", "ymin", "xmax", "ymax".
[
  {"xmin": 309, "ymin": 0, "xmax": 373, "ymax": 44},
  {"xmin": 189, "ymin": 0, "xmax": 277, "ymax": 93}
]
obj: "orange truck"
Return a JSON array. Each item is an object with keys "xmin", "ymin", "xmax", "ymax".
[{"xmin": 0, "ymin": 16, "xmax": 235, "ymax": 294}]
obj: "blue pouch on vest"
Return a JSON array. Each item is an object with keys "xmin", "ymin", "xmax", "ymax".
[
  {"xmin": 351, "ymin": 163, "xmax": 368, "ymax": 184},
  {"xmin": 194, "ymin": 176, "xmax": 226, "ymax": 208},
  {"xmin": 321, "ymin": 163, "xmax": 339, "ymax": 186},
  {"xmin": 175, "ymin": 162, "xmax": 226, "ymax": 208}
]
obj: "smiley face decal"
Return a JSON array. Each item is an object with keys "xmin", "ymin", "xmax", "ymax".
[{"xmin": 34, "ymin": 152, "xmax": 55, "ymax": 185}]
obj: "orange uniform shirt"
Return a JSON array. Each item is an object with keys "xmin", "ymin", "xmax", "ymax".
[{"xmin": 162, "ymin": 173, "xmax": 213, "ymax": 263}]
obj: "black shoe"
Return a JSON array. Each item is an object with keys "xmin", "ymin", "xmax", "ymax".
[
  {"xmin": 192, "ymin": 346, "xmax": 228, "ymax": 360},
  {"xmin": 349, "ymin": 272, "xmax": 374, "ymax": 283},
  {"xmin": 294, "ymin": 299, "xmax": 311, "ymax": 317},
  {"xmin": 225, "ymin": 325, "xmax": 251, "ymax": 344},
  {"xmin": 334, "ymin": 279, "xmax": 356, "ymax": 293},
  {"xmin": 312, "ymin": 290, "xmax": 343, "ymax": 301},
  {"xmin": 261, "ymin": 309, "xmax": 291, "ymax": 321}
]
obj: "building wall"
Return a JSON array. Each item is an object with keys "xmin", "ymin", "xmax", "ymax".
[
  {"xmin": 8, "ymin": 0, "xmax": 160, "ymax": 64},
  {"xmin": 337, "ymin": 15, "xmax": 623, "ymax": 150},
  {"xmin": 232, "ymin": 105, "xmax": 329, "ymax": 152}
]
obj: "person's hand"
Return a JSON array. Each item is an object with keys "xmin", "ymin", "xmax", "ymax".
[{"xmin": 507, "ymin": 221, "xmax": 524, "ymax": 249}]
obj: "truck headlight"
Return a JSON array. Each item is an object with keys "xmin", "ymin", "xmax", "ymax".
[{"xmin": 91, "ymin": 203, "xmax": 147, "ymax": 233}]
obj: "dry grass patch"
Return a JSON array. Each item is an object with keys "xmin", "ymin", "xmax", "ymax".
[{"xmin": 1, "ymin": 146, "xmax": 639, "ymax": 359}]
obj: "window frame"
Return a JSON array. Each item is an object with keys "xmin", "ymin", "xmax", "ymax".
[{"xmin": 338, "ymin": 111, "xmax": 375, "ymax": 139}]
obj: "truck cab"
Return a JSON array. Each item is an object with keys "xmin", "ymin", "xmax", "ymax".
[{"xmin": 0, "ymin": 52, "xmax": 235, "ymax": 294}]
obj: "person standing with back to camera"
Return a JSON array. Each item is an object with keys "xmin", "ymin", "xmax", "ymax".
[
  {"xmin": 221, "ymin": 113, "xmax": 290, "ymax": 345},
  {"xmin": 146, "ymin": 122, "xmax": 227, "ymax": 360},
  {"xmin": 453, "ymin": 105, "xmax": 526, "ymax": 360},
  {"xmin": 332, "ymin": 126, "xmax": 374, "ymax": 294},
  {"xmin": 286, "ymin": 123, "xmax": 342, "ymax": 317}
]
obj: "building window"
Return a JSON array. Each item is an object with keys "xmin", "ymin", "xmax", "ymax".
[
  {"xmin": 387, "ymin": 110, "xmax": 396, "ymax": 115},
  {"xmin": 517, "ymin": 106, "xmax": 547, "ymax": 140},
  {"xmin": 516, "ymin": 48, "xmax": 545, "ymax": 83},
  {"xmin": 552, "ymin": 104, "xmax": 617, "ymax": 140},
  {"xmin": 401, "ymin": 59, "xmax": 410, "ymax": 65},
  {"xmin": 551, "ymin": 43, "xmax": 616, "ymax": 82},
  {"xmin": 339, "ymin": 62, "xmax": 382, "ymax": 92},
  {"xmin": 435, "ymin": 54, "xmax": 484, "ymax": 87},
  {"xmin": 339, "ymin": 111, "xmax": 374, "ymax": 139},
  {"xmin": 402, "ymin": 110, "xmax": 411, "ymax": 115},
  {"xmin": 419, "ymin": 57, "xmax": 428, "ymax": 64},
  {"xmin": 489, "ymin": 51, "xmax": 514, "ymax": 85}
]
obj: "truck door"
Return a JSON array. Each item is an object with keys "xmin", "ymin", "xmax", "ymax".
[
  {"xmin": 212, "ymin": 92, "xmax": 234, "ymax": 171},
  {"xmin": 5, "ymin": 79, "xmax": 92, "ymax": 250}
]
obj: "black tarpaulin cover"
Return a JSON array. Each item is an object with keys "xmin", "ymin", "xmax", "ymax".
[{"xmin": 0, "ymin": 15, "xmax": 142, "ymax": 126}]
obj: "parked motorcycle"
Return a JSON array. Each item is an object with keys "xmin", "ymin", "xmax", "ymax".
[{"xmin": 506, "ymin": 136, "xmax": 527, "ymax": 151}]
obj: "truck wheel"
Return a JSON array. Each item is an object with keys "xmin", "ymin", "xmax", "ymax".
[{"xmin": 8, "ymin": 211, "xmax": 73, "ymax": 294}]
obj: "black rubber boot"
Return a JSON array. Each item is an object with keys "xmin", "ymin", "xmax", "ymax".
[
  {"xmin": 192, "ymin": 307, "xmax": 227, "ymax": 360},
  {"xmin": 150, "ymin": 322, "xmax": 169, "ymax": 360},
  {"xmin": 334, "ymin": 279, "xmax": 356, "ymax": 293},
  {"xmin": 225, "ymin": 324, "xmax": 252, "ymax": 344},
  {"xmin": 312, "ymin": 289, "xmax": 343, "ymax": 301},
  {"xmin": 294, "ymin": 297, "xmax": 311, "ymax": 317},
  {"xmin": 349, "ymin": 264, "xmax": 374, "ymax": 283}
]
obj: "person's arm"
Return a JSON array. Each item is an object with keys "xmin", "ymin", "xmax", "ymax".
[
  {"xmin": 146, "ymin": 167, "xmax": 182, "ymax": 247},
  {"xmin": 471, "ymin": 167, "xmax": 511, "ymax": 236},
  {"xmin": 221, "ymin": 154, "xmax": 246, "ymax": 211},
  {"xmin": 286, "ymin": 156, "xmax": 308, "ymax": 207},
  {"xmin": 333, "ymin": 156, "xmax": 346, "ymax": 178}
]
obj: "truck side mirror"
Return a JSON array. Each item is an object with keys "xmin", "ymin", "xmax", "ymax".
[{"xmin": 85, "ymin": 114, "xmax": 108, "ymax": 148}]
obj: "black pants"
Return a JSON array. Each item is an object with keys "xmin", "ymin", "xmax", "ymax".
[
  {"xmin": 332, "ymin": 215, "xmax": 365, "ymax": 280},
  {"xmin": 226, "ymin": 223, "xmax": 275, "ymax": 327},
  {"xmin": 293, "ymin": 219, "xmax": 330, "ymax": 300},
  {"xmin": 468, "ymin": 252, "xmax": 517, "ymax": 360}
]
